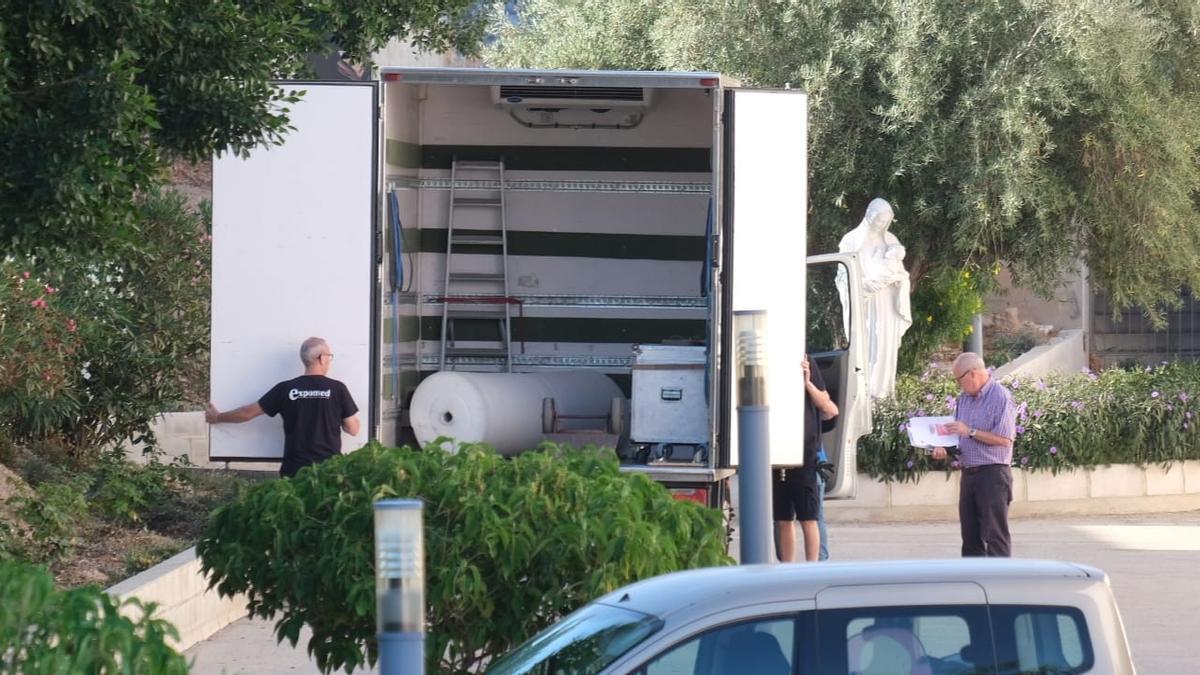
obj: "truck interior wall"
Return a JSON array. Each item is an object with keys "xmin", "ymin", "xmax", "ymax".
[
  {"xmin": 382, "ymin": 81, "xmax": 716, "ymax": 415},
  {"xmin": 381, "ymin": 82, "xmax": 423, "ymax": 445}
]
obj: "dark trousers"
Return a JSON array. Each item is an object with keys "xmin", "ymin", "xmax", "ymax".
[{"xmin": 959, "ymin": 464, "xmax": 1012, "ymax": 557}]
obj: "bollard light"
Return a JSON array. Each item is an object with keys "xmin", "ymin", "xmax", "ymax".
[
  {"xmin": 734, "ymin": 310, "xmax": 769, "ymax": 406},
  {"xmin": 374, "ymin": 499, "xmax": 425, "ymax": 675},
  {"xmin": 733, "ymin": 309, "xmax": 773, "ymax": 565}
]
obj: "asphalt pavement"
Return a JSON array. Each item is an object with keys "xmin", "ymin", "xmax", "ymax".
[{"xmin": 185, "ymin": 510, "xmax": 1200, "ymax": 674}]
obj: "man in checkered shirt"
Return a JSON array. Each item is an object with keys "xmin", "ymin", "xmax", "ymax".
[{"xmin": 932, "ymin": 352, "xmax": 1017, "ymax": 556}]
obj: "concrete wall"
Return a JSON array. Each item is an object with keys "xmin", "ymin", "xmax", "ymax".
[
  {"xmin": 826, "ymin": 460, "xmax": 1200, "ymax": 523},
  {"xmin": 985, "ymin": 265, "xmax": 1087, "ymax": 332},
  {"xmin": 107, "ymin": 547, "xmax": 248, "ymax": 652},
  {"xmin": 993, "ymin": 328, "xmax": 1088, "ymax": 381},
  {"xmin": 125, "ymin": 411, "xmax": 278, "ymax": 472}
]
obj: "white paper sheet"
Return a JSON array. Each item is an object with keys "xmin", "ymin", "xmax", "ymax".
[{"xmin": 907, "ymin": 416, "xmax": 958, "ymax": 448}]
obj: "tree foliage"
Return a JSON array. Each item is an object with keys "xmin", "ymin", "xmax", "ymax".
[
  {"xmin": 198, "ymin": 443, "xmax": 732, "ymax": 674},
  {"xmin": 0, "ymin": 0, "xmax": 486, "ymax": 251},
  {"xmin": 489, "ymin": 0, "xmax": 1200, "ymax": 320},
  {"xmin": 2, "ymin": 190, "xmax": 211, "ymax": 451}
]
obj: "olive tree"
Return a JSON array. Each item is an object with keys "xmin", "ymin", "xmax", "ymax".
[{"xmin": 489, "ymin": 0, "xmax": 1200, "ymax": 322}]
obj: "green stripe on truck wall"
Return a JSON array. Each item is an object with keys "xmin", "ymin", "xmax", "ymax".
[
  {"xmin": 386, "ymin": 140, "xmax": 423, "ymax": 169},
  {"xmin": 419, "ymin": 316, "xmax": 706, "ymax": 343},
  {"xmin": 421, "ymin": 145, "xmax": 711, "ymax": 173},
  {"xmin": 418, "ymin": 229, "xmax": 707, "ymax": 261}
]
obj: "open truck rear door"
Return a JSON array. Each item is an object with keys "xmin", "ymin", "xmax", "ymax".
[
  {"xmin": 722, "ymin": 88, "xmax": 809, "ymax": 468},
  {"xmin": 209, "ymin": 82, "xmax": 379, "ymax": 461},
  {"xmin": 806, "ymin": 253, "xmax": 871, "ymax": 498}
]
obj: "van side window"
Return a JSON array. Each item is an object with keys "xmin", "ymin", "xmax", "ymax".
[
  {"xmin": 991, "ymin": 606, "xmax": 1094, "ymax": 674},
  {"xmin": 808, "ymin": 261, "xmax": 851, "ymax": 353},
  {"xmin": 643, "ymin": 617, "xmax": 796, "ymax": 675},
  {"xmin": 817, "ymin": 605, "xmax": 994, "ymax": 675}
]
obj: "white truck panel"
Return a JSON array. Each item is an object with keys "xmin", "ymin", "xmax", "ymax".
[
  {"xmin": 729, "ymin": 89, "xmax": 808, "ymax": 467},
  {"xmin": 210, "ymin": 83, "xmax": 376, "ymax": 460}
]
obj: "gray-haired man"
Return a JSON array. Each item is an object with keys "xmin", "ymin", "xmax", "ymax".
[
  {"xmin": 932, "ymin": 352, "xmax": 1017, "ymax": 556},
  {"xmin": 207, "ymin": 337, "xmax": 360, "ymax": 477}
]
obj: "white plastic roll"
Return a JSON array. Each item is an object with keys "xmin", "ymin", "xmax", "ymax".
[{"xmin": 409, "ymin": 371, "xmax": 624, "ymax": 456}]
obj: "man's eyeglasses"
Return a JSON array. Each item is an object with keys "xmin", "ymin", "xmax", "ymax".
[{"xmin": 955, "ymin": 369, "xmax": 974, "ymax": 383}]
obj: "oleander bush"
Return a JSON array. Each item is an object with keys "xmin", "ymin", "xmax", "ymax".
[
  {"xmin": 861, "ymin": 362, "xmax": 1200, "ymax": 481},
  {"xmin": 198, "ymin": 442, "xmax": 732, "ymax": 674},
  {"xmin": 0, "ymin": 560, "xmax": 189, "ymax": 673}
]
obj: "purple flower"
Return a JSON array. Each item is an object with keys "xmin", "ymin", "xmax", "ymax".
[
  {"xmin": 1180, "ymin": 392, "xmax": 1190, "ymax": 403},
  {"xmin": 1011, "ymin": 379, "xmax": 1021, "ymax": 390},
  {"xmin": 1016, "ymin": 401, "xmax": 1028, "ymax": 416},
  {"xmin": 916, "ymin": 409, "xmax": 927, "ymax": 417},
  {"xmin": 1020, "ymin": 456, "xmax": 1029, "ymax": 465},
  {"xmin": 1161, "ymin": 360, "xmax": 1169, "ymax": 366},
  {"xmin": 1033, "ymin": 409, "xmax": 1045, "ymax": 418},
  {"xmin": 1168, "ymin": 404, "xmax": 1175, "ymax": 412},
  {"xmin": 898, "ymin": 422, "xmax": 908, "ymax": 432},
  {"xmin": 925, "ymin": 394, "xmax": 934, "ymax": 401},
  {"xmin": 947, "ymin": 398, "xmax": 957, "ymax": 411},
  {"xmin": 950, "ymin": 460, "xmax": 961, "ymax": 469},
  {"xmin": 1071, "ymin": 400, "xmax": 1085, "ymax": 411},
  {"xmin": 1015, "ymin": 425, "xmax": 1026, "ymax": 435},
  {"xmin": 906, "ymin": 460, "xmax": 915, "ymax": 469},
  {"xmin": 1036, "ymin": 380, "xmax": 1047, "ymax": 391},
  {"xmin": 1049, "ymin": 446, "xmax": 1058, "ymax": 455},
  {"xmin": 1151, "ymin": 391, "xmax": 1160, "ymax": 399}
]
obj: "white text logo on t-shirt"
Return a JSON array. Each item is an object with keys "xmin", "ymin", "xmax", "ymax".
[{"xmin": 289, "ymin": 388, "xmax": 332, "ymax": 401}]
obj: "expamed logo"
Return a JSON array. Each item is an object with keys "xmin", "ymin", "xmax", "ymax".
[{"xmin": 289, "ymin": 389, "xmax": 332, "ymax": 401}]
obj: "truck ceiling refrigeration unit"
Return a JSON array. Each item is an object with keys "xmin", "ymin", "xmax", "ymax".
[{"xmin": 209, "ymin": 68, "xmax": 872, "ymax": 508}]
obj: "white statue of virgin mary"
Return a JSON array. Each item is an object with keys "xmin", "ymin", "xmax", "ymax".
[{"xmin": 835, "ymin": 198, "xmax": 913, "ymax": 400}]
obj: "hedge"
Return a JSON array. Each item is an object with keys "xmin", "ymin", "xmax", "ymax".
[
  {"xmin": 860, "ymin": 362, "xmax": 1200, "ymax": 482},
  {"xmin": 197, "ymin": 442, "xmax": 732, "ymax": 674}
]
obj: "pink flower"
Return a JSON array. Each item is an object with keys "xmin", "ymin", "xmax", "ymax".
[
  {"xmin": 1020, "ymin": 456, "xmax": 1029, "ymax": 465},
  {"xmin": 43, "ymin": 284, "xmax": 57, "ymax": 294},
  {"xmin": 66, "ymin": 318, "xmax": 77, "ymax": 332},
  {"xmin": 22, "ymin": 271, "xmax": 30, "ymax": 279},
  {"xmin": 30, "ymin": 297, "xmax": 47, "ymax": 309},
  {"xmin": 1151, "ymin": 391, "xmax": 1160, "ymax": 399}
]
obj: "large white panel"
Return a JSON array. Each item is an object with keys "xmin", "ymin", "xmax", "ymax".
[
  {"xmin": 211, "ymin": 83, "xmax": 377, "ymax": 460},
  {"xmin": 730, "ymin": 90, "xmax": 808, "ymax": 466}
]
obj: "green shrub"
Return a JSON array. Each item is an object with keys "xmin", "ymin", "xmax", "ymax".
[
  {"xmin": 90, "ymin": 448, "xmax": 183, "ymax": 525},
  {"xmin": 898, "ymin": 266, "xmax": 986, "ymax": 374},
  {"xmin": 0, "ymin": 560, "xmax": 188, "ymax": 673},
  {"xmin": 198, "ymin": 442, "xmax": 732, "ymax": 674},
  {"xmin": 861, "ymin": 362, "xmax": 1200, "ymax": 481},
  {"xmin": 13, "ymin": 476, "xmax": 93, "ymax": 563}
]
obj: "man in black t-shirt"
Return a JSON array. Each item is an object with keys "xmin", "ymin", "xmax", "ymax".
[
  {"xmin": 207, "ymin": 337, "xmax": 360, "ymax": 477},
  {"xmin": 773, "ymin": 354, "xmax": 838, "ymax": 562}
]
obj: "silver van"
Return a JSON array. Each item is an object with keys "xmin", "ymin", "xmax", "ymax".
[{"xmin": 488, "ymin": 559, "xmax": 1135, "ymax": 674}]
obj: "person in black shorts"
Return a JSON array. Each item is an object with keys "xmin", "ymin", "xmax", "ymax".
[
  {"xmin": 774, "ymin": 354, "xmax": 838, "ymax": 562},
  {"xmin": 207, "ymin": 336, "xmax": 360, "ymax": 478}
]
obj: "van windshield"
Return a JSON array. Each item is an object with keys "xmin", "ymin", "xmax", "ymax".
[{"xmin": 487, "ymin": 603, "xmax": 663, "ymax": 675}]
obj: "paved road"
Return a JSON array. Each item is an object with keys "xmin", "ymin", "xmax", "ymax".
[{"xmin": 186, "ymin": 510, "xmax": 1200, "ymax": 674}]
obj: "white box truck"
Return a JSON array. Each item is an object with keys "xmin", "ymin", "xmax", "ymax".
[{"xmin": 210, "ymin": 68, "xmax": 873, "ymax": 508}]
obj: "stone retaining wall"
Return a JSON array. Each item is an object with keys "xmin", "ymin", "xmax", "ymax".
[{"xmin": 826, "ymin": 460, "xmax": 1200, "ymax": 523}]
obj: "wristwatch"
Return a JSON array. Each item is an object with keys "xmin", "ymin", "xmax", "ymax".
[{"xmin": 968, "ymin": 427, "xmax": 978, "ymax": 438}]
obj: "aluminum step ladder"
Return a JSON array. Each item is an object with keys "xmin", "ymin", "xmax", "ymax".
[{"xmin": 440, "ymin": 158, "xmax": 513, "ymax": 371}]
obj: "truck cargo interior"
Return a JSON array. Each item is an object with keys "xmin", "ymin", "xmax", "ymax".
[{"xmin": 381, "ymin": 76, "xmax": 721, "ymax": 478}]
